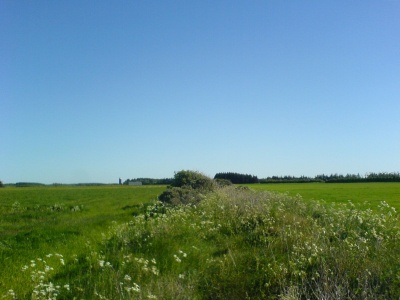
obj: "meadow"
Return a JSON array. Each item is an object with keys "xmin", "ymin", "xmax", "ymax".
[
  {"xmin": 245, "ymin": 182, "xmax": 400, "ymax": 211},
  {"xmin": 0, "ymin": 181, "xmax": 399, "ymax": 299},
  {"xmin": 0, "ymin": 185, "xmax": 165, "ymax": 297}
]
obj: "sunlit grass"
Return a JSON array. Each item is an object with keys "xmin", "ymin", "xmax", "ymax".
[
  {"xmin": 0, "ymin": 185, "xmax": 164, "ymax": 297},
  {"xmin": 1, "ymin": 184, "xmax": 399, "ymax": 299},
  {"xmin": 246, "ymin": 182, "xmax": 400, "ymax": 211}
]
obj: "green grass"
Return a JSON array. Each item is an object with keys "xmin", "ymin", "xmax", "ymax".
[
  {"xmin": 1, "ymin": 183, "xmax": 399, "ymax": 299},
  {"xmin": 245, "ymin": 182, "xmax": 400, "ymax": 211},
  {"xmin": 0, "ymin": 185, "xmax": 165, "ymax": 297}
]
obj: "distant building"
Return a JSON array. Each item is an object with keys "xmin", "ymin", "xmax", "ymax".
[
  {"xmin": 119, "ymin": 178, "xmax": 122, "ymax": 185},
  {"xmin": 128, "ymin": 181, "xmax": 142, "ymax": 186}
]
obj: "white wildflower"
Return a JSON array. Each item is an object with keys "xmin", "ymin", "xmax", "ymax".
[
  {"xmin": 124, "ymin": 274, "xmax": 132, "ymax": 282},
  {"xmin": 132, "ymin": 283, "xmax": 140, "ymax": 292},
  {"xmin": 147, "ymin": 292, "xmax": 157, "ymax": 299},
  {"xmin": 7, "ymin": 290, "xmax": 15, "ymax": 297},
  {"xmin": 151, "ymin": 266, "xmax": 159, "ymax": 276}
]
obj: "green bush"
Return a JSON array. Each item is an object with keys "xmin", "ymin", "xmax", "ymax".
[
  {"xmin": 0, "ymin": 180, "xmax": 4, "ymax": 188},
  {"xmin": 158, "ymin": 186, "xmax": 206, "ymax": 205},
  {"xmin": 171, "ymin": 170, "xmax": 214, "ymax": 190},
  {"xmin": 159, "ymin": 170, "xmax": 215, "ymax": 205}
]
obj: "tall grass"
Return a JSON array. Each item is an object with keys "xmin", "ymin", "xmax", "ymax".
[
  {"xmin": 2, "ymin": 186, "xmax": 399, "ymax": 299},
  {"xmin": 0, "ymin": 185, "xmax": 164, "ymax": 298}
]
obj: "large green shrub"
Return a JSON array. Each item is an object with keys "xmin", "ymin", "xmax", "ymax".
[
  {"xmin": 171, "ymin": 170, "xmax": 215, "ymax": 191},
  {"xmin": 159, "ymin": 170, "xmax": 215, "ymax": 205},
  {"xmin": 158, "ymin": 186, "xmax": 206, "ymax": 205}
]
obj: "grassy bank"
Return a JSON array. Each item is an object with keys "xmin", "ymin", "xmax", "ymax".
[{"xmin": 1, "ymin": 184, "xmax": 399, "ymax": 299}]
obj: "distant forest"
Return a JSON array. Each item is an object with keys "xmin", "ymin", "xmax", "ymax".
[
  {"xmin": 259, "ymin": 172, "xmax": 400, "ymax": 183},
  {"xmin": 214, "ymin": 172, "xmax": 259, "ymax": 184},
  {"xmin": 125, "ymin": 172, "xmax": 400, "ymax": 185}
]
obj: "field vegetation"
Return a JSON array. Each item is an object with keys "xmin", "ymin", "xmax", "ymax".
[
  {"xmin": 0, "ymin": 185, "xmax": 164, "ymax": 297},
  {"xmin": 1, "ymin": 172, "xmax": 399, "ymax": 299},
  {"xmin": 247, "ymin": 182, "xmax": 400, "ymax": 211}
]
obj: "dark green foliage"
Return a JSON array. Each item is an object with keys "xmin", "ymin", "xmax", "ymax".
[
  {"xmin": 214, "ymin": 172, "xmax": 258, "ymax": 184},
  {"xmin": 15, "ymin": 182, "xmax": 46, "ymax": 187},
  {"xmin": 0, "ymin": 180, "xmax": 4, "ymax": 188},
  {"xmin": 260, "ymin": 175, "xmax": 322, "ymax": 183},
  {"xmin": 335, "ymin": 172, "xmax": 400, "ymax": 183}
]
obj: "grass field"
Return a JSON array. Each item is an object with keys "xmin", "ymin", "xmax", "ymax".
[
  {"xmin": 0, "ymin": 185, "xmax": 164, "ymax": 297},
  {"xmin": 245, "ymin": 182, "xmax": 400, "ymax": 211},
  {"xmin": 1, "ymin": 183, "xmax": 399, "ymax": 299}
]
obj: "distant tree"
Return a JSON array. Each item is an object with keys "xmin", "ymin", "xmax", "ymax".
[
  {"xmin": 365, "ymin": 172, "xmax": 400, "ymax": 182},
  {"xmin": 123, "ymin": 178, "xmax": 173, "ymax": 185},
  {"xmin": 15, "ymin": 182, "xmax": 45, "ymax": 187},
  {"xmin": 214, "ymin": 172, "xmax": 258, "ymax": 184},
  {"xmin": 259, "ymin": 175, "xmax": 320, "ymax": 183},
  {"xmin": 0, "ymin": 180, "xmax": 4, "ymax": 188}
]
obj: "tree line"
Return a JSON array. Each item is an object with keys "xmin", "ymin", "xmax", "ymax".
[
  {"xmin": 15, "ymin": 182, "xmax": 46, "ymax": 187},
  {"xmin": 259, "ymin": 175, "xmax": 321, "ymax": 184},
  {"xmin": 3, "ymin": 172, "xmax": 399, "ymax": 187},
  {"xmin": 214, "ymin": 172, "xmax": 259, "ymax": 184},
  {"xmin": 123, "ymin": 178, "xmax": 174, "ymax": 185},
  {"xmin": 260, "ymin": 172, "xmax": 400, "ymax": 183},
  {"xmin": 125, "ymin": 172, "xmax": 400, "ymax": 185}
]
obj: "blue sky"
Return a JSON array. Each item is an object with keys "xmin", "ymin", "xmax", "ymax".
[{"xmin": 1, "ymin": 1, "xmax": 400, "ymax": 184}]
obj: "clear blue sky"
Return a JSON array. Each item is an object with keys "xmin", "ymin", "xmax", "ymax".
[{"xmin": 1, "ymin": 1, "xmax": 400, "ymax": 184}]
